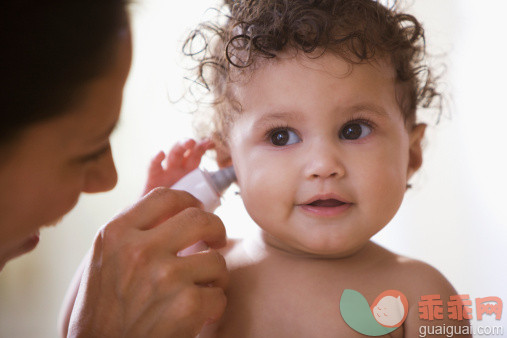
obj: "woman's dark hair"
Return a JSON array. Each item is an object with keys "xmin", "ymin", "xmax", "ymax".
[
  {"xmin": 0, "ymin": 0, "xmax": 130, "ymax": 144},
  {"xmin": 183, "ymin": 0, "xmax": 441, "ymax": 141}
]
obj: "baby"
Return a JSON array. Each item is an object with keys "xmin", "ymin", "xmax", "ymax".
[
  {"xmin": 60, "ymin": 1, "xmax": 471, "ymax": 336},
  {"xmin": 164, "ymin": 0, "xmax": 470, "ymax": 337}
]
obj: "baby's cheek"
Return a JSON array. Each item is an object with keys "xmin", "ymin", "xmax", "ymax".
[
  {"xmin": 359, "ymin": 164, "xmax": 406, "ymax": 224},
  {"xmin": 379, "ymin": 174, "xmax": 406, "ymax": 220},
  {"xmin": 238, "ymin": 163, "xmax": 289, "ymax": 222},
  {"xmin": 241, "ymin": 167, "xmax": 277, "ymax": 207}
]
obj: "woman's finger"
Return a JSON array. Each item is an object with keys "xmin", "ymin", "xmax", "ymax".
[
  {"xmin": 179, "ymin": 250, "xmax": 228, "ymax": 288},
  {"xmin": 109, "ymin": 188, "xmax": 203, "ymax": 231},
  {"xmin": 153, "ymin": 207, "xmax": 227, "ymax": 253},
  {"xmin": 195, "ymin": 286, "xmax": 228, "ymax": 324}
]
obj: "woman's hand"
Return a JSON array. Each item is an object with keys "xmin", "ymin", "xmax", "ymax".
[
  {"xmin": 142, "ymin": 139, "xmax": 214, "ymax": 196},
  {"xmin": 67, "ymin": 188, "xmax": 228, "ymax": 338}
]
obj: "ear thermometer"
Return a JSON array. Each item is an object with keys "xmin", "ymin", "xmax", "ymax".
[
  {"xmin": 171, "ymin": 166, "xmax": 236, "ymax": 255},
  {"xmin": 170, "ymin": 166, "xmax": 236, "ymax": 212}
]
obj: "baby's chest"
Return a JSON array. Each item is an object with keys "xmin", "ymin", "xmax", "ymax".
[
  {"xmin": 203, "ymin": 269, "xmax": 403, "ymax": 338},
  {"xmin": 227, "ymin": 285, "xmax": 353, "ymax": 337}
]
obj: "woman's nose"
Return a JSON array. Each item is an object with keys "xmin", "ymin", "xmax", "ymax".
[
  {"xmin": 304, "ymin": 143, "xmax": 345, "ymax": 180},
  {"xmin": 82, "ymin": 150, "xmax": 118, "ymax": 193}
]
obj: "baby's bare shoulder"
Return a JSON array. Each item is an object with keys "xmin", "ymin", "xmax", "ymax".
[
  {"xmin": 368, "ymin": 243, "xmax": 457, "ymax": 295},
  {"xmin": 368, "ymin": 247, "xmax": 472, "ymax": 337}
]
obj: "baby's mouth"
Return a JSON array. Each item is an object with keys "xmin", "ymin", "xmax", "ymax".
[
  {"xmin": 298, "ymin": 195, "xmax": 352, "ymax": 217},
  {"xmin": 307, "ymin": 199, "xmax": 345, "ymax": 207}
]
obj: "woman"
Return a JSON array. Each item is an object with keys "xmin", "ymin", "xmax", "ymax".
[{"xmin": 0, "ymin": 1, "xmax": 228, "ymax": 336}]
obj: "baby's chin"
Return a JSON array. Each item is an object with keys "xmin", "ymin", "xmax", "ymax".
[
  {"xmin": 293, "ymin": 237, "xmax": 372, "ymax": 259},
  {"xmin": 298, "ymin": 245, "xmax": 368, "ymax": 259}
]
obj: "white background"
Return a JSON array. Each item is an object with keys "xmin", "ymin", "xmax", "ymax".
[{"xmin": 1, "ymin": 0, "xmax": 506, "ymax": 336}]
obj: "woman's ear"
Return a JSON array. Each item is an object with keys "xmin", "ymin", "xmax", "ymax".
[{"xmin": 407, "ymin": 123, "xmax": 426, "ymax": 180}]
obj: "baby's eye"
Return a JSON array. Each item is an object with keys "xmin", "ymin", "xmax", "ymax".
[
  {"xmin": 339, "ymin": 121, "xmax": 372, "ymax": 140},
  {"xmin": 268, "ymin": 128, "xmax": 301, "ymax": 146}
]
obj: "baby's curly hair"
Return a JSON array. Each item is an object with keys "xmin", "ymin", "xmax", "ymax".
[{"xmin": 183, "ymin": 0, "xmax": 441, "ymax": 143}]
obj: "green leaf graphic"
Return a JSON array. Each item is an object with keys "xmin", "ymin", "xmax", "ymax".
[{"xmin": 340, "ymin": 289, "xmax": 397, "ymax": 336}]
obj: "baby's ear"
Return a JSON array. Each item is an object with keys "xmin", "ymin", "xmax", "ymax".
[
  {"xmin": 407, "ymin": 123, "xmax": 426, "ymax": 179},
  {"xmin": 213, "ymin": 136, "xmax": 233, "ymax": 168}
]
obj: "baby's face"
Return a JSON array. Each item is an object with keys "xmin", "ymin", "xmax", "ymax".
[{"xmin": 227, "ymin": 52, "xmax": 423, "ymax": 257}]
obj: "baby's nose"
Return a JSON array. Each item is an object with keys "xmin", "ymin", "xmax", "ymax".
[{"xmin": 304, "ymin": 145, "xmax": 345, "ymax": 179}]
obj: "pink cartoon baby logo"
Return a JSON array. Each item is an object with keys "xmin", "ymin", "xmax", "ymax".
[
  {"xmin": 372, "ymin": 290, "xmax": 409, "ymax": 327},
  {"xmin": 340, "ymin": 289, "xmax": 409, "ymax": 336}
]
